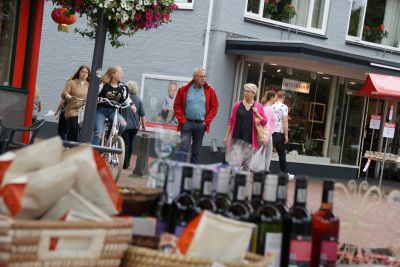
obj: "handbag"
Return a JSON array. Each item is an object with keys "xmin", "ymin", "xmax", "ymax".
[
  {"xmin": 78, "ymin": 105, "xmax": 85, "ymax": 126},
  {"xmin": 255, "ymin": 123, "xmax": 269, "ymax": 145}
]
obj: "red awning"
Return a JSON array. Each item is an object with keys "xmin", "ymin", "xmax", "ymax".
[{"xmin": 357, "ymin": 73, "xmax": 400, "ymax": 99}]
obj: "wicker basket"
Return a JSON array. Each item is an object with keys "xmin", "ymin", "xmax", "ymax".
[
  {"xmin": 0, "ymin": 214, "xmax": 133, "ymax": 267},
  {"xmin": 122, "ymin": 245, "xmax": 270, "ymax": 267},
  {"xmin": 120, "ymin": 187, "xmax": 162, "ymax": 216}
]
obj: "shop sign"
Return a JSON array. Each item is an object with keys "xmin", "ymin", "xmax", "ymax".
[
  {"xmin": 383, "ymin": 122, "xmax": 396, "ymax": 138},
  {"xmin": 282, "ymin": 79, "xmax": 310, "ymax": 94},
  {"xmin": 369, "ymin": 115, "xmax": 381, "ymax": 130}
]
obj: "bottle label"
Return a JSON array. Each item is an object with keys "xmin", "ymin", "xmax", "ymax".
[
  {"xmin": 327, "ymin": 190, "xmax": 333, "ymax": 204},
  {"xmin": 277, "ymin": 185, "xmax": 287, "ymax": 200},
  {"xmin": 296, "ymin": 189, "xmax": 307, "ymax": 204},
  {"xmin": 253, "ymin": 182, "xmax": 262, "ymax": 196},
  {"xmin": 183, "ymin": 176, "xmax": 192, "ymax": 191},
  {"xmin": 264, "ymin": 232, "xmax": 282, "ymax": 267},
  {"xmin": 203, "ymin": 180, "xmax": 213, "ymax": 196},
  {"xmin": 319, "ymin": 238, "xmax": 338, "ymax": 267},
  {"xmin": 289, "ymin": 235, "xmax": 311, "ymax": 267},
  {"xmin": 237, "ymin": 185, "xmax": 247, "ymax": 201},
  {"xmin": 217, "ymin": 170, "xmax": 230, "ymax": 194}
]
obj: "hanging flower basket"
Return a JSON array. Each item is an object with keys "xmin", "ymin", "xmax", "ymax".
[
  {"xmin": 281, "ymin": 4, "xmax": 296, "ymax": 20},
  {"xmin": 49, "ymin": 0, "xmax": 177, "ymax": 48}
]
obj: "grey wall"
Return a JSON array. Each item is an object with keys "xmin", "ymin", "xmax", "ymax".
[{"xmin": 37, "ymin": 0, "xmax": 400, "ymax": 147}]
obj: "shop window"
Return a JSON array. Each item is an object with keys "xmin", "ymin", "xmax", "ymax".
[
  {"xmin": 259, "ymin": 64, "xmax": 331, "ymax": 158},
  {"xmin": 0, "ymin": 0, "xmax": 18, "ymax": 86},
  {"xmin": 175, "ymin": 0, "xmax": 194, "ymax": 10},
  {"xmin": 347, "ymin": 0, "xmax": 400, "ymax": 49},
  {"xmin": 245, "ymin": 0, "xmax": 330, "ymax": 34}
]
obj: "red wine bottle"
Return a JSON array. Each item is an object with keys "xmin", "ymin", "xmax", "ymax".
[
  {"xmin": 287, "ymin": 176, "xmax": 312, "ymax": 267},
  {"xmin": 172, "ymin": 166, "xmax": 195, "ymax": 236},
  {"xmin": 276, "ymin": 173, "xmax": 290, "ymax": 267},
  {"xmin": 311, "ymin": 180, "xmax": 339, "ymax": 267}
]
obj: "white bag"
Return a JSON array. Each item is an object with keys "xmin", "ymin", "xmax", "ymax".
[
  {"xmin": 248, "ymin": 145, "xmax": 267, "ymax": 172},
  {"xmin": 78, "ymin": 105, "xmax": 85, "ymax": 126}
]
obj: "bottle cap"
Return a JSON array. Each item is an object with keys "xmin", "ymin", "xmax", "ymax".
[
  {"xmin": 202, "ymin": 169, "xmax": 214, "ymax": 180},
  {"xmin": 182, "ymin": 166, "xmax": 193, "ymax": 177}
]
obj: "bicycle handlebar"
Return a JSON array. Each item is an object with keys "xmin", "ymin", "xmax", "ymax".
[{"xmin": 98, "ymin": 97, "xmax": 130, "ymax": 109}]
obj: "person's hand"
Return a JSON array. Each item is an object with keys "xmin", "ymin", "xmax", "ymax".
[
  {"xmin": 252, "ymin": 107, "xmax": 259, "ymax": 114},
  {"xmin": 223, "ymin": 136, "xmax": 228, "ymax": 146},
  {"xmin": 66, "ymin": 94, "xmax": 72, "ymax": 101},
  {"xmin": 131, "ymin": 104, "xmax": 137, "ymax": 113},
  {"xmin": 284, "ymin": 136, "xmax": 289, "ymax": 144},
  {"xmin": 255, "ymin": 118, "xmax": 260, "ymax": 125}
]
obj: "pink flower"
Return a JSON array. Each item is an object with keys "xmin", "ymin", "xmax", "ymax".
[
  {"xmin": 153, "ymin": 23, "xmax": 159, "ymax": 28},
  {"xmin": 162, "ymin": 13, "xmax": 170, "ymax": 22},
  {"xmin": 145, "ymin": 9, "xmax": 153, "ymax": 20},
  {"xmin": 134, "ymin": 13, "xmax": 142, "ymax": 21},
  {"xmin": 379, "ymin": 24, "xmax": 385, "ymax": 31},
  {"xmin": 155, "ymin": 12, "xmax": 161, "ymax": 20},
  {"xmin": 145, "ymin": 20, "xmax": 152, "ymax": 29}
]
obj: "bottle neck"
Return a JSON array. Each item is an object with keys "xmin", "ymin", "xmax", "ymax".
[
  {"xmin": 233, "ymin": 182, "xmax": 247, "ymax": 202},
  {"xmin": 201, "ymin": 178, "xmax": 213, "ymax": 197},
  {"xmin": 159, "ymin": 162, "xmax": 169, "ymax": 191},
  {"xmin": 263, "ymin": 181, "xmax": 277, "ymax": 203},
  {"xmin": 321, "ymin": 188, "xmax": 334, "ymax": 210},
  {"xmin": 181, "ymin": 175, "xmax": 193, "ymax": 194},
  {"xmin": 217, "ymin": 170, "xmax": 230, "ymax": 195},
  {"xmin": 276, "ymin": 184, "xmax": 287, "ymax": 202},
  {"xmin": 252, "ymin": 180, "xmax": 263, "ymax": 200},
  {"xmin": 294, "ymin": 187, "xmax": 307, "ymax": 206}
]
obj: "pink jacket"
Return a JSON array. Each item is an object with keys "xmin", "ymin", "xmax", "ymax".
[
  {"xmin": 228, "ymin": 101, "xmax": 267, "ymax": 150},
  {"xmin": 263, "ymin": 105, "xmax": 277, "ymax": 134}
]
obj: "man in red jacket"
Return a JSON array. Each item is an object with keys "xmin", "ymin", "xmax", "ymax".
[{"xmin": 173, "ymin": 67, "xmax": 219, "ymax": 163}]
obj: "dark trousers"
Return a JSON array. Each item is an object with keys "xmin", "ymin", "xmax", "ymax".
[
  {"xmin": 121, "ymin": 128, "xmax": 139, "ymax": 168},
  {"xmin": 57, "ymin": 111, "xmax": 67, "ymax": 140},
  {"xmin": 177, "ymin": 121, "xmax": 205, "ymax": 164},
  {"xmin": 66, "ymin": 116, "xmax": 80, "ymax": 142},
  {"xmin": 272, "ymin": 132, "xmax": 288, "ymax": 173}
]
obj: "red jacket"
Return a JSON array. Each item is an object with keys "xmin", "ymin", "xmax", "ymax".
[{"xmin": 173, "ymin": 80, "xmax": 219, "ymax": 132}]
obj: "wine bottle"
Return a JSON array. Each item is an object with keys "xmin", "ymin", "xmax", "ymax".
[
  {"xmin": 194, "ymin": 169, "xmax": 216, "ymax": 214},
  {"xmin": 287, "ymin": 176, "xmax": 312, "ymax": 267},
  {"xmin": 214, "ymin": 167, "xmax": 232, "ymax": 215},
  {"xmin": 254, "ymin": 174, "xmax": 283, "ymax": 266},
  {"xmin": 276, "ymin": 173, "xmax": 290, "ymax": 267},
  {"xmin": 192, "ymin": 167, "xmax": 202, "ymax": 200},
  {"xmin": 225, "ymin": 172, "xmax": 252, "ymax": 222},
  {"xmin": 311, "ymin": 180, "xmax": 339, "ymax": 267},
  {"xmin": 172, "ymin": 166, "xmax": 196, "ymax": 236},
  {"xmin": 156, "ymin": 161, "xmax": 173, "ymax": 235},
  {"xmin": 251, "ymin": 171, "xmax": 265, "ymax": 212}
]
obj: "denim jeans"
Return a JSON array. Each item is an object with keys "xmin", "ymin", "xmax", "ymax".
[
  {"xmin": 92, "ymin": 105, "xmax": 127, "ymax": 145},
  {"xmin": 272, "ymin": 132, "xmax": 288, "ymax": 173},
  {"xmin": 177, "ymin": 121, "xmax": 205, "ymax": 164}
]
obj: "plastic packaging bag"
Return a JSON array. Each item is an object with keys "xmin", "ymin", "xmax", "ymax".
[{"xmin": 248, "ymin": 145, "xmax": 267, "ymax": 172}]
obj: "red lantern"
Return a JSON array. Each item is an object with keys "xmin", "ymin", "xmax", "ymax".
[{"xmin": 51, "ymin": 8, "xmax": 77, "ymax": 33}]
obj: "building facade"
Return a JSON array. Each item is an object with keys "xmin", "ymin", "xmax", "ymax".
[{"xmin": 36, "ymin": 0, "xmax": 400, "ymax": 176}]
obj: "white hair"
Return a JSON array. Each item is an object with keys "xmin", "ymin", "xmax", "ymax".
[
  {"xmin": 192, "ymin": 67, "xmax": 206, "ymax": 78},
  {"xmin": 126, "ymin": 80, "xmax": 138, "ymax": 95},
  {"xmin": 244, "ymin": 83, "xmax": 258, "ymax": 94}
]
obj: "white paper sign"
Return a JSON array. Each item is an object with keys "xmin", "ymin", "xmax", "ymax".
[
  {"xmin": 383, "ymin": 122, "xmax": 396, "ymax": 138},
  {"xmin": 282, "ymin": 78, "xmax": 310, "ymax": 94},
  {"xmin": 369, "ymin": 115, "xmax": 381, "ymax": 130}
]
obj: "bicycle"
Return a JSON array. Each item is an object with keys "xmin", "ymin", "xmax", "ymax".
[{"xmin": 97, "ymin": 97, "xmax": 130, "ymax": 181}]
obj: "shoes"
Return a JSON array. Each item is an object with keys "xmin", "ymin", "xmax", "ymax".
[{"xmin": 288, "ymin": 173, "xmax": 295, "ymax": 182}]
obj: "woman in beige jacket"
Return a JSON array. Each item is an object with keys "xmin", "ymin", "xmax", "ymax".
[{"xmin": 61, "ymin": 65, "xmax": 90, "ymax": 141}]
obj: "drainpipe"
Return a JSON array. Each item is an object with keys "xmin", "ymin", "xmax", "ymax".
[{"xmin": 202, "ymin": 0, "xmax": 214, "ymax": 69}]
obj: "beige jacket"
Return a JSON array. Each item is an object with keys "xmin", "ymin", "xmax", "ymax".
[{"xmin": 61, "ymin": 79, "xmax": 89, "ymax": 120}]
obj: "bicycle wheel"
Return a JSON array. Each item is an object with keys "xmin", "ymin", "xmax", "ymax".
[{"xmin": 105, "ymin": 135, "xmax": 125, "ymax": 182}]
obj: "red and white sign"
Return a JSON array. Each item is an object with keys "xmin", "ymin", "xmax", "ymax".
[
  {"xmin": 282, "ymin": 79, "xmax": 310, "ymax": 94},
  {"xmin": 383, "ymin": 122, "xmax": 396, "ymax": 138},
  {"xmin": 369, "ymin": 115, "xmax": 381, "ymax": 130}
]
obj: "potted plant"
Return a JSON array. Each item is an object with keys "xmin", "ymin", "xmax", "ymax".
[
  {"xmin": 264, "ymin": 0, "xmax": 278, "ymax": 18},
  {"xmin": 281, "ymin": 3, "xmax": 296, "ymax": 20},
  {"xmin": 363, "ymin": 24, "xmax": 389, "ymax": 43}
]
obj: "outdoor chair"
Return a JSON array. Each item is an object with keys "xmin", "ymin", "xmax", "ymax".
[{"xmin": 0, "ymin": 119, "xmax": 45, "ymax": 154}]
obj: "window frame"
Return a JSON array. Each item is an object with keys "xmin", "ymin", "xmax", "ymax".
[
  {"xmin": 175, "ymin": 0, "xmax": 194, "ymax": 10},
  {"xmin": 345, "ymin": 0, "xmax": 400, "ymax": 52},
  {"xmin": 244, "ymin": 0, "xmax": 331, "ymax": 36}
]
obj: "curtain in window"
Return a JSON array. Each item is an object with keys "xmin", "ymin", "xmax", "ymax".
[
  {"xmin": 291, "ymin": 0, "xmax": 310, "ymax": 27},
  {"xmin": 312, "ymin": 0, "xmax": 325, "ymax": 29},
  {"xmin": 382, "ymin": 0, "xmax": 400, "ymax": 47}
]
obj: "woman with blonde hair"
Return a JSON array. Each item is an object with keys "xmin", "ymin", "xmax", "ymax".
[
  {"xmin": 61, "ymin": 65, "xmax": 90, "ymax": 141},
  {"xmin": 121, "ymin": 80, "xmax": 146, "ymax": 169},
  {"xmin": 92, "ymin": 65, "xmax": 131, "ymax": 145},
  {"xmin": 223, "ymin": 83, "xmax": 267, "ymax": 151}
]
